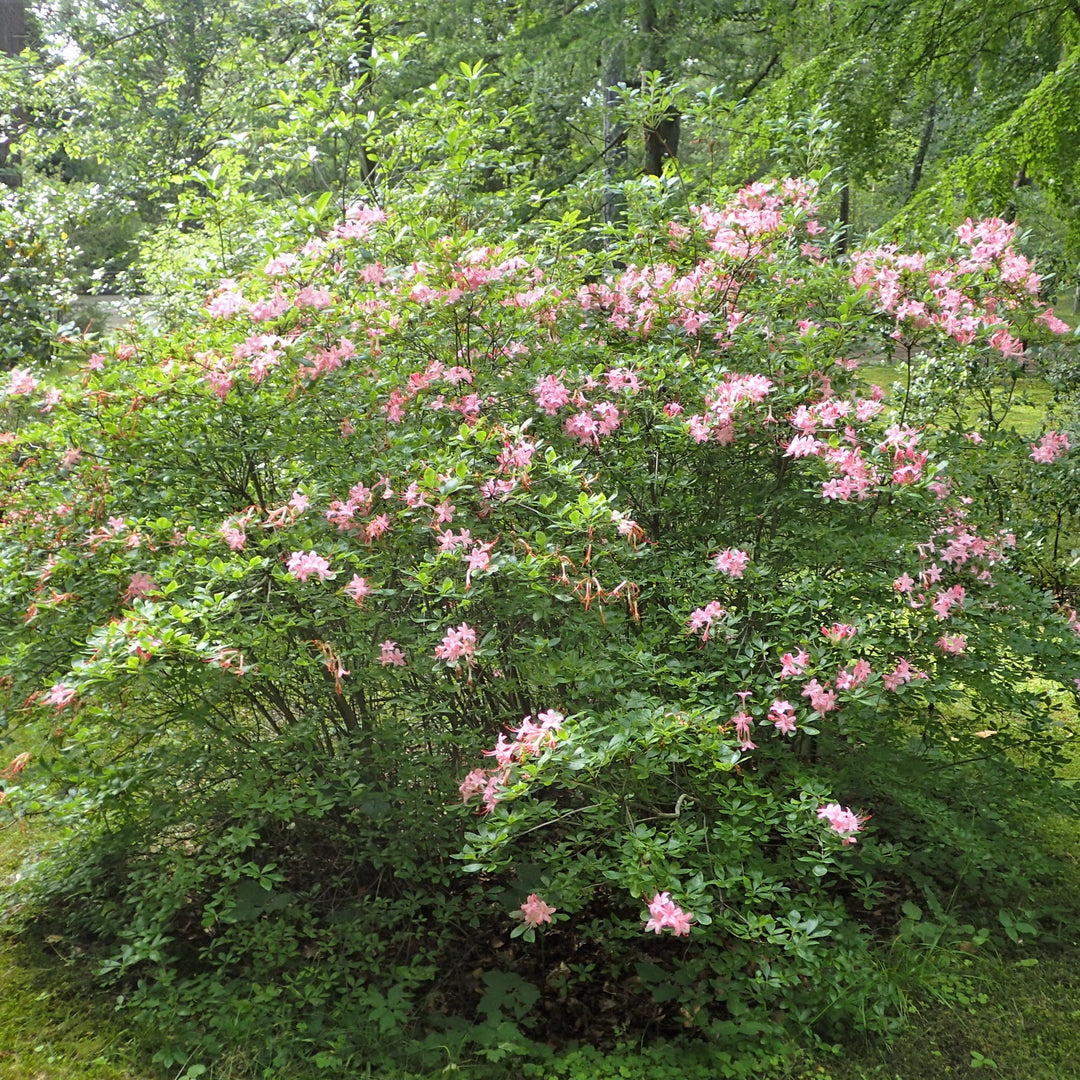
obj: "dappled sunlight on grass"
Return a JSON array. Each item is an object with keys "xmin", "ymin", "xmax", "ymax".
[
  {"xmin": 0, "ymin": 826, "xmax": 154, "ymax": 1080},
  {"xmin": 857, "ymin": 363, "xmax": 1054, "ymax": 437}
]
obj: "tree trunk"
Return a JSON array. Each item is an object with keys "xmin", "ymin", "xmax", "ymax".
[
  {"xmin": 639, "ymin": 0, "xmax": 678, "ymax": 176},
  {"xmin": 837, "ymin": 179, "xmax": 850, "ymax": 254},
  {"xmin": 602, "ymin": 41, "xmax": 627, "ymax": 229},
  {"xmin": 355, "ymin": 1, "xmax": 377, "ymax": 188},
  {"xmin": 175, "ymin": 0, "xmax": 210, "ymax": 170},
  {"xmin": 0, "ymin": 0, "xmax": 26, "ymax": 187},
  {"xmin": 907, "ymin": 99, "xmax": 936, "ymax": 197}
]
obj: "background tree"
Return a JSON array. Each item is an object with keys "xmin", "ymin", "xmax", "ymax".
[{"xmin": 0, "ymin": 0, "xmax": 25, "ymax": 186}]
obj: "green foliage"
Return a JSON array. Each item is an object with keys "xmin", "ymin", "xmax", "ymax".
[
  {"xmin": 520, "ymin": 1040, "xmax": 794, "ymax": 1080},
  {"xmin": 0, "ymin": 182, "xmax": 79, "ymax": 366}
]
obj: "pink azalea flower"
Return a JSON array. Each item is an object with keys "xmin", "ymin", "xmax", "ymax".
[
  {"xmin": 44, "ymin": 682, "xmax": 76, "ymax": 710},
  {"xmin": 379, "ymin": 640, "xmax": 407, "ymax": 667},
  {"xmin": 286, "ymin": 550, "xmax": 335, "ymax": 582},
  {"xmin": 365, "ymin": 513, "xmax": 392, "ymax": 543},
  {"xmin": 937, "ymin": 633, "xmax": 968, "ymax": 656},
  {"xmin": 518, "ymin": 893, "xmax": 557, "ymax": 928},
  {"xmin": 264, "ymin": 253, "xmax": 297, "ymax": 276},
  {"xmin": 931, "ymin": 585, "xmax": 965, "ymax": 620},
  {"xmin": 769, "ymin": 699, "xmax": 797, "ymax": 734},
  {"xmin": 643, "ymin": 892, "xmax": 693, "ymax": 936},
  {"xmin": 714, "ymin": 547, "xmax": 750, "ymax": 578},
  {"xmin": 205, "ymin": 370, "xmax": 233, "ymax": 401},
  {"xmin": 1031, "ymin": 430, "xmax": 1071, "ymax": 464},
  {"xmin": 205, "ymin": 287, "xmax": 248, "ymax": 319},
  {"xmin": 536, "ymin": 708, "xmax": 564, "ymax": 730},
  {"xmin": 437, "ymin": 529, "xmax": 472, "ymax": 553},
  {"xmin": 1036, "ymin": 309, "xmax": 1071, "ymax": 335},
  {"xmin": 822, "ymin": 622, "xmax": 857, "ymax": 643},
  {"xmin": 594, "ymin": 401, "xmax": 621, "ymax": 436},
  {"xmin": 220, "ymin": 522, "xmax": 247, "ymax": 551},
  {"xmin": 835, "ymin": 660, "xmax": 872, "ymax": 690},
  {"xmin": 8, "ymin": 369, "xmax": 39, "ymax": 395},
  {"xmin": 465, "ymin": 540, "xmax": 496, "ymax": 586},
  {"xmin": 345, "ymin": 575, "xmax": 372, "ymax": 605},
  {"xmin": 801, "ymin": 678, "xmax": 838, "ymax": 715},
  {"xmin": 533, "ymin": 374, "xmax": 570, "ymax": 415},
  {"xmin": 294, "ymin": 285, "xmax": 332, "ymax": 309},
  {"xmin": 686, "ymin": 414, "xmax": 711, "ymax": 443},
  {"xmin": 855, "ymin": 398, "xmax": 884, "ymax": 422},
  {"xmin": 605, "ymin": 367, "xmax": 641, "ymax": 393},
  {"xmin": 780, "ymin": 650, "xmax": 809, "ymax": 678},
  {"xmin": 785, "ymin": 433, "xmax": 821, "ymax": 458},
  {"xmin": 688, "ymin": 601, "xmax": 727, "ymax": 641},
  {"xmin": 732, "ymin": 710, "xmax": 756, "ymax": 750},
  {"xmin": 435, "ymin": 622, "xmax": 477, "ymax": 665},
  {"xmin": 882, "ymin": 658, "xmax": 927, "ymax": 690},
  {"xmin": 510, "ymin": 712, "xmax": 563, "ymax": 756},
  {"xmin": 459, "ymin": 768, "xmax": 489, "ymax": 803},
  {"xmin": 817, "ymin": 802, "xmax": 866, "ymax": 845},
  {"xmin": 564, "ymin": 411, "xmax": 599, "ymax": 445},
  {"xmin": 123, "ymin": 572, "xmax": 158, "ymax": 603}
]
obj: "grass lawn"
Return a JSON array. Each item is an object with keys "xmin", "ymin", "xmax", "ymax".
[
  {"xmin": 856, "ymin": 362, "xmax": 1055, "ymax": 438},
  {"xmin": 0, "ymin": 826, "xmax": 152, "ymax": 1080}
]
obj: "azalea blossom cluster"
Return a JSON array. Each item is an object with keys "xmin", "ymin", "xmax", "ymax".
[
  {"xmin": 817, "ymin": 803, "xmax": 866, "ymax": 845},
  {"xmin": 851, "ymin": 218, "xmax": 1072, "ymax": 355},
  {"xmin": 786, "ymin": 401, "xmax": 940, "ymax": 503},
  {"xmin": 891, "ymin": 514, "xmax": 1012, "ymax": 642},
  {"xmin": 529, "ymin": 369, "xmax": 638, "ymax": 447},
  {"xmin": 725, "ymin": 641, "xmax": 927, "ymax": 744},
  {"xmin": 695, "ymin": 178, "xmax": 823, "ymax": 260},
  {"xmin": 459, "ymin": 710, "xmax": 565, "ymax": 813},
  {"xmin": 574, "ymin": 181, "xmax": 821, "ymax": 346},
  {"xmin": 286, "ymin": 550, "xmax": 334, "ymax": 583},
  {"xmin": 644, "ymin": 891, "xmax": 693, "ymax": 936},
  {"xmin": 714, "ymin": 547, "xmax": 751, "ymax": 578},
  {"xmin": 515, "ymin": 893, "xmax": 557, "ymax": 928},
  {"xmin": 434, "ymin": 622, "xmax": 477, "ymax": 666},
  {"xmin": 1031, "ymin": 430, "xmax": 1071, "ymax": 464},
  {"xmin": 325, "ymin": 481, "xmax": 393, "ymax": 544},
  {"xmin": 688, "ymin": 600, "xmax": 728, "ymax": 642},
  {"xmin": 685, "ymin": 373, "xmax": 774, "ymax": 445}
]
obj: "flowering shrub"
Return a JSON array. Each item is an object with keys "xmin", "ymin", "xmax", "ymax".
[
  {"xmin": 0, "ymin": 178, "xmax": 1077, "ymax": 1069},
  {"xmin": 849, "ymin": 212, "xmax": 1080, "ymax": 602}
]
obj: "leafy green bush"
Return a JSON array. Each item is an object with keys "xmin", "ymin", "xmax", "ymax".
[
  {"xmin": 0, "ymin": 182, "xmax": 79, "ymax": 366},
  {"xmin": 0, "ymin": 178, "xmax": 1077, "ymax": 1075}
]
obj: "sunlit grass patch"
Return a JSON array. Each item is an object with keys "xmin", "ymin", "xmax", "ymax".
[
  {"xmin": 857, "ymin": 361, "xmax": 1054, "ymax": 436},
  {"xmin": 0, "ymin": 826, "xmax": 153, "ymax": 1080}
]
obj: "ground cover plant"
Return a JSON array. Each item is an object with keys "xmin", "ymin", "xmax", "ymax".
[{"xmin": 1, "ymin": 172, "xmax": 1079, "ymax": 1077}]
